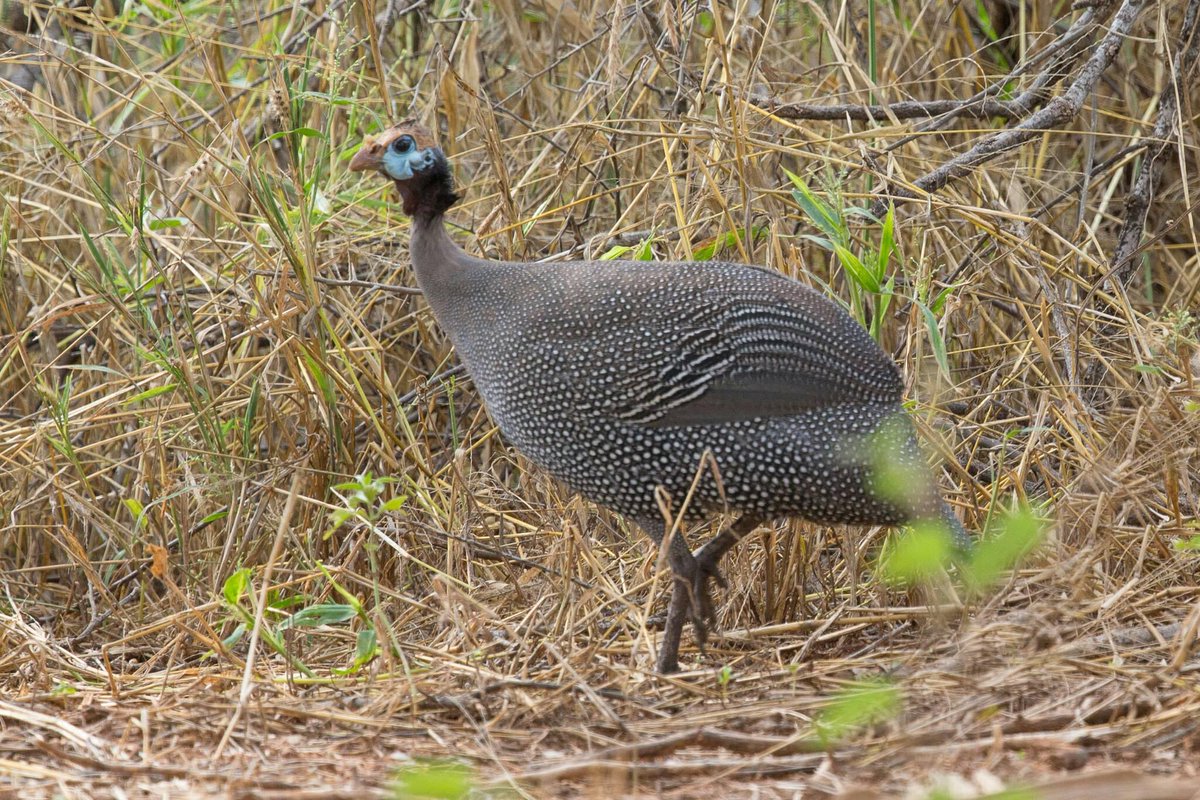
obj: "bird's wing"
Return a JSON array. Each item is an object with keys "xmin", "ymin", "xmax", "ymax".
[{"xmin": 582, "ymin": 265, "xmax": 904, "ymax": 427}]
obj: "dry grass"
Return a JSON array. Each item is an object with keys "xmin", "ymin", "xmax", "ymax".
[{"xmin": 1, "ymin": 0, "xmax": 1199, "ymax": 797}]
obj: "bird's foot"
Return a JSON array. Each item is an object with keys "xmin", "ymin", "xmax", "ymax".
[
  {"xmin": 656, "ymin": 649, "xmax": 681, "ymax": 674},
  {"xmin": 688, "ymin": 550, "xmax": 729, "ymax": 648}
]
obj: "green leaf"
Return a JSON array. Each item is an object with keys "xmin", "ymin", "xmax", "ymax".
[
  {"xmin": 800, "ymin": 234, "xmax": 837, "ymax": 253},
  {"xmin": 222, "ymin": 622, "xmax": 247, "ymax": 649},
  {"xmin": 879, "ymin": 522, "xmax": 953, "ymax": 585},
  {"xmin": 833, "ymin": 244, "xmax": 880, "ymax": 293},
  {"xmin": 1173, "ymin": 535, "xmax": 1200, "ymax": 551},
  {"xmin": 243, "ymin": 377, "xmax": 261, "ymax": 457},
  {"xmin": 282, "ymin": 603, "xmax": 357, "ymax": 629},
  {"xmin": 391, "ymin": 761, "xmax": 473, "ymax": 800},
  {"xmin": 601, "ymin": 239, "xmax": 656, "ymax": 261},
  {"xmin": 785, "ymin": 169, "xmax": 844, "ymax": 244},
  {"xmin": 930, "ymin": 283, "xmax": 956, "ymax": 315},
  {"xmin": 381, "ymin": 496, "xmax": 408, "ymax": 512},
  {"xmin": 877, "ymin": 203, "xmax": 895, "ymax": 279},
  {"xmin": 874, "ymin": 279, "xmax": 895, "ymax": 330},
  {"xmin": 355, "ymin": 628, "xmax": 378, "ymax": 662},
  {"xmin": 918, "ymin": 302, "xmax": 952, "ymax": 381},
  {"xmin": 268, "ymin": 593, "xmax": 306, "ymax": 610},
  {"xmin": 147, "ymin": 217, "xmax": 184, "ymax": 231},
  {"xmin": 966, "ymin": 505, "xmax": 1045, "ymax": 591},
  {"xmin": 122, "ymin": 383, "xmax": 177, "ymax": 406},
  {"xmin": 222, "ymin": 568, "xmax": 252, "ymax": 606},
  {"xmin": 123, "ymin": 497, "xmax": 145, "ymax": 526},
  {"xmin": 302, "ymin": 351, "xmax": 333, "ymax": 404},
  {"xmin": 974, "ymin": 0, "xmax": 1000, "ymax": 42},
  {"xmin": 599, "ymin": 244, "xmax": 634, "ymax": 260},
  {"xmin": 815, "ymin": 679, "xmax": 901, "ymax": 745},
  {"xmin": 693, "ymin": 227, "xmax": 765, "ymax": 261},
  {"xmin": 265, "ymin": 126, "xmax": 325, "ymax": 143}
]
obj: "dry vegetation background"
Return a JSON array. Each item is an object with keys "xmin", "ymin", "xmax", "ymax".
[{"xmin": 1, "ymin": 0, "xmax": 1200, "ymax": 797}]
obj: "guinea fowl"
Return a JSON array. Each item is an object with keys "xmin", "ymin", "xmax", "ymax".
[{"xmin": 350, "ymin": 121, "xmax": 970, "ymax": 674}]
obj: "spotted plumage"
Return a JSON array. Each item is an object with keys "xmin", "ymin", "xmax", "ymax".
[{"xmin": 351, "ymin": 121, "xmax": 970, "ymax": 673}]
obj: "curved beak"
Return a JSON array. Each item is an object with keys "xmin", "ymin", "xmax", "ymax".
[{"xmin": 349, "ymin": 143, "xmax": 383, "ymax": 173}]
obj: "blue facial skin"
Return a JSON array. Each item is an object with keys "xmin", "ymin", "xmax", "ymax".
[{"xmin": 381, "ymin": 135, "xmax": 437, "ymax": 180}]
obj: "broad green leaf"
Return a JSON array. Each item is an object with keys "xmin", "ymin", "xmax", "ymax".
[
  {"xmin": 833, "ymin": 244, "xmax": 880, "ymax": 293},
  {"xmin": 123, "ymin": 498, "xmax": 146, "ymax": 528},
  {"xmin": 966, "ymin": 504, "xmax": 1045, "ymax": 591},
  {"xmin": 879, "ymin": 523, "xmax": 952, "ymax": 585},
  {"xmin": 147, "ymin": 217, "xmax": 185, "ymax": 231},
  {"xmin": 282, "ymin": 603, "xmax": 357, "ymax": 629},
  {"xmin": 392, "ymin": 761, "xmax": 473, "ymax": 800},
  {"xmin": 694, "ymin": 227, "xmax": 765, "ymax": 260},
  {"xmin": 265, "ymin": 126, "xmax": 325, "ymax": 142},
  {"xmin": 599, "ymin": 244, "xmax": 635, "ymax": 260},
  {"xmin": 382, "ymin": 496, "xmax": 408, "ymax": 511},
  {"xmin": 222, "ymin": 568, "xmax": 252, "ymax": 606},
  {"xmin": 633, "ymin": 238, "xmax": 655, "ymax": 260},
  {"xmin": 355, "ymin": 628, "xmax": 378, "ymax": 662},
  {"xmin": 816, "ymin": 679, "xmax": 902, "ymax": 745}
]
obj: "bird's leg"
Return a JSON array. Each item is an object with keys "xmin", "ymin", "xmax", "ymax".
[
  {"xmin": 657, "ymin": 526, "xmax": 698, "ymax": 674},
  {"xmin": 651, "ymin": 516, "xmax": 767, "ymax": 674},
  {"xmin": 690, "ymin": 515, "xmax": 765, "ymax": 627}
]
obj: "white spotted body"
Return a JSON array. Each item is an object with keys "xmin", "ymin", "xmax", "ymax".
[{"xmin": 417, "ymin": 244, "xmax": 934, "ymax": 529}]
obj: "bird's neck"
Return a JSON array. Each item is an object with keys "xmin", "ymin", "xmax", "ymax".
[{"xmin": 408, "ymin": 213, "xmax": 484, "ymax": 315}]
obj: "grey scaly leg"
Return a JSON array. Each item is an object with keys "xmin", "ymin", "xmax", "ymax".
[
  {"xmin": 692, "ymin": 515, "xmax": 765, "ymax": 616},
  {"xmin": 656, "ymin": 515, "xmax": 765, "ymax": 673},
  {"xmin": 656, "ymin": 524, "xmax": 698, "ymax": 674}
]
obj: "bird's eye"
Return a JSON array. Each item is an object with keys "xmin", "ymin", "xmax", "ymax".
[{"xmin": 392, "ymin": 135, "xmax": 414, "ymax": 153}]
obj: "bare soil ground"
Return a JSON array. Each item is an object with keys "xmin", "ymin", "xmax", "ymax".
[{"xmin": 2, "ymin": 1, "xmax": 1199, "ymax": 797}]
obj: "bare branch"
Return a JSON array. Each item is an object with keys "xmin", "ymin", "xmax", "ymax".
[
  {"xmin": 757, "ymin": 96, "xmax": 1031, "ymax": 122},
  {"xmin": 751, "ymin": 1, "xmax": 1110, "ymax": 128},
  {"xmin": 876, "ymin": 0, "xmax": 1148, "ymax": 212},
  {"xmin": 1109, "ymin": 0, "xmax": 1200, "ymax": 287}
]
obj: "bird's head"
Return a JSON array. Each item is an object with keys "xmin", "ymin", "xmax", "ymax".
[{"xmin": 349, "ymin": 120, "xmax": 458, "ymax": 219}]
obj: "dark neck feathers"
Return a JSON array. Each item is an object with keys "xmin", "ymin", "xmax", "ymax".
[{"xmin": 395, "ymin": 152, "xmax": 460, "ymax": 222}]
